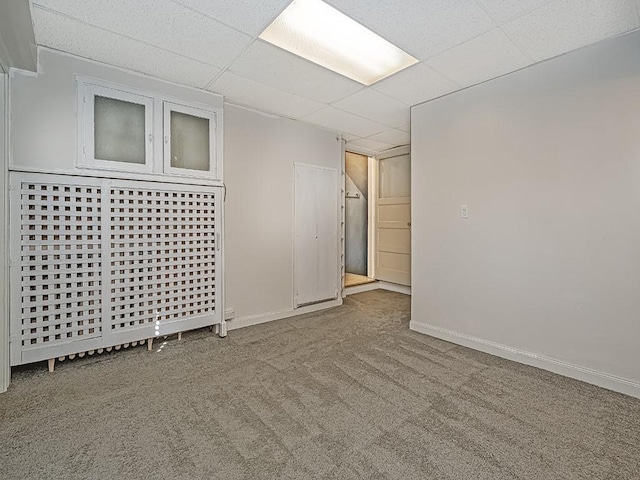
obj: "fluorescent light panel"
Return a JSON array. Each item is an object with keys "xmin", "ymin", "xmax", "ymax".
[{"xmin": 259, "ymin": 0, "xmax": 418, "ymax": 86}]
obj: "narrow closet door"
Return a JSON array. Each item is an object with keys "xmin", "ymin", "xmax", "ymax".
[{"xmin": 294, "ymin": 163, "xmax": 339, "ymax": 307}]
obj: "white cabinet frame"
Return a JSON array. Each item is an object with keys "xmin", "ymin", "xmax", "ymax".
[
  {"xmin": 78, "ymin": 81, "xmax": 154, "ymax": 174},
  {"xmin": 163, "ymin": 101, "xmax": 219, "ymax": 179},
  {"xmin": 75, "ymin": 76, "xmax": 223, "ymax": 185}
]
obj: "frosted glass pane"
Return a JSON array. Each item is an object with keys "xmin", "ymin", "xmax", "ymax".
[
  {"xmin": 94, "ymin": 96, "xmax": 146, "ymax": 164},
  {"xmin": 170, "ymin": 111, "xmax": 210, "ymax": 171},
  {"xmin": 379, "ymin": 154, "xmax": 410, "ymax": 198}
]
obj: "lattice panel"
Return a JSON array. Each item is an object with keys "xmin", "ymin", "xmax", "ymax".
[
  {"xmin": 109, "ymin": 187, "xmax": 216, "ymax": 330},
  {"xmin": 19, "ymin": 182, "xmax": 103, "ymax": 348},
  {"xmin": 11, "ymin": 173, "xmax": 222, "ymax": 366}
]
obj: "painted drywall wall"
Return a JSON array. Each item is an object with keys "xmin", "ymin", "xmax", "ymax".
[
  {"xmin": 10, "ymin": 48, "xmax": 222, "ymax": 177},
  {"xmin": 224, "ymin": 104, "xmax": 342, "ymax": 320},
  {"xmin": 0, "ymin": 73, "xmax": 9, "ymax": 393},
  {"xmin": 411, "ymin": 31, "xmax": 640, "ymax": 397},
  {"xmin": 345, "ymin": 152, "xmax": 368, "ymax": 276}
]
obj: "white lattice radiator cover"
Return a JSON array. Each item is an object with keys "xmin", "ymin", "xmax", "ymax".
[{"xmin": 9, "ymin": 172, "xmax": 224, "ymax": 366}]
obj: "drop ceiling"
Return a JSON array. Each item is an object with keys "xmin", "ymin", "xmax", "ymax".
[{"xmin": 30, "ymin": 0, "xmax": 640, "ymax": 155}]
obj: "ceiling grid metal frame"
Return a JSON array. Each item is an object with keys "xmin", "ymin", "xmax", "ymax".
[{"xmin": 29, "ymin": 0, "xmax": 640, "ymax": 155}]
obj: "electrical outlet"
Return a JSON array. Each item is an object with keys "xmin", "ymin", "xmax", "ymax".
[
  {"xmin": 461, "ymin": 205, "xmax": 469, "ymax": 219},
  {"xmin": 225, "ymin": 309, "xmax": 235, "ymax": 320}
]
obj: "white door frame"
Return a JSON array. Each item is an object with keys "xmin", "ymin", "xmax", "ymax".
[
  {"xmin": 367, "ymin": 155, "xmax": 377, "ymax": 279},
  {"xmin": 1, "ymin": 73, "xmax": 9, "ymax": 393}
]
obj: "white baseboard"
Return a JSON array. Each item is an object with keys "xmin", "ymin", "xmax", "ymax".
[
  {"xmin": 227, "ymin": 298, "xmax": 343, "ymax": 331},
  {"xmin": 378, "ymin": 281, "xmax": 411, "ymax": 295},
  {"xmin": 410, "ymin": 320, "xmax": 640, "ymax": 400},
  {"xmin": 345, "ymin": 282, "xmax": 380, "ymax": 295},
  {"xmin": 345, "ymin": 281, "xmax": 411, "ymax": 296}
]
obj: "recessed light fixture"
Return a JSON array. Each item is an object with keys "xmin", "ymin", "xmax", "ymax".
[{"xmin": 259, "ymin": 0, "xmax": 418, "ymax": 86}]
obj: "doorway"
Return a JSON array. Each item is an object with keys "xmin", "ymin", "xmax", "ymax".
[
  {"xmin": 344, "ymin": 152, "xmax": 375, "ymax": 288},
  {"xmin": 343, "ymin": 146, "xmax": 411, "ymax": 290}
]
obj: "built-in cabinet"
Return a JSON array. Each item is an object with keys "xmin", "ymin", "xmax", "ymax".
[
  {"xmin": 8, "ymin": 73, "xmax": 226, "ymax": 370},
  {"xmin": 77, "ymin": 77, "xmax": 222, "ymax": 181}
]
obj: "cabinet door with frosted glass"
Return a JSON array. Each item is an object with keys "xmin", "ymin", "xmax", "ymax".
[
  {"xmin": 163, "ymin": 102, "xmax": 219, "ymax": 179},
  {"xmin": 81, "ymin": 84, "xmax": 154, "ymax": 173}
]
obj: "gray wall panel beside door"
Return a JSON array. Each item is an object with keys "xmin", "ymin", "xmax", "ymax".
[{"xmin": 345, "ymin": 152, "xmax": 368, "ymax": 276}]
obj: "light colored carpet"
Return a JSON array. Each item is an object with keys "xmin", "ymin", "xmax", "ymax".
[{"xmin": 1, "ymin": 290, "xmax": 639, "ymax": 479}]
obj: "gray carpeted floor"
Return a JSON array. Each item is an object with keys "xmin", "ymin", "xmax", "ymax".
[{"xmin": 1, "ymin": 290, "xmax": 639, "ymax": 479}]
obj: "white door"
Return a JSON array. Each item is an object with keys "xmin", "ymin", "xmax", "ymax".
[
  {"xmin": 376, "ymin": 148, "xmax": 411, "ymax": 286},
  {"xmin": 294, "ymin": 163, "xmax": 339, "ymax": 307}
]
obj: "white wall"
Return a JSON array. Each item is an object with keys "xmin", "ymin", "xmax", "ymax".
[
  {"xmin": 0, "ymin": 73, "xmax": 9, "ymax": 393},
  {"xmin": 224, "ymin": 105, "xmax": 342, "ymax": 324},
  {"xmin": 411, "ymin": 31, "xmax": 640, "ymax": 398},
  {"xmin": 10, "ymin": 48, "xmax": 222, "ymax": 179}
]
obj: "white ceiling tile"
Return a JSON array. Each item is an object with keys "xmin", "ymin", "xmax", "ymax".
[
  {"xmin": 367, "ymin": 129, "xmax": 410, "ymax": 146},
  {"xmin": 427, "ymin": 28, "xmax": 533, "ymax": 87},
  {"xmin": 477, "ymin": 0, "xmax": 555, "ymax": 23},
  {"xmin": 301, "ymin": 107, "xmax": 388, "ymax": 137},
  {"xmin": 346, "ymin": 137, "xmax": 392, "ymax": 154},
  {"xmin": 373, "ymin": 63, "xmax": 458, "ymax": 106},
  {"xmin": 229, "ymin": 40, "xmax": 363, "ymax": 103},
  {"xmin": 208, "ymin": 72, "xmax": 325, "ymax": 119},
  {"xmin": 33, "ymin": 8, "xmax": 220, "ymax": 88},
  {"xmin": 326, "ymin": 0, "xmax": 495, "ymax": 59},
  {"xmin": 332, "ymin": 89, "xmax": 410, "ymax": 128},
  {"xmin": 32, "ymin": 0, "xmax": 640, "ymax": 132},
  {"xmin": 173, "ymin": 0, "xmax": 291, "ymax": 36},
  {"xmin": 503, "ymin": 0, "xmax": 640, "ymax": 61},
  {"xmin": 33, "ymin": 0, "xmax": 251, "ymax": 67}
]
